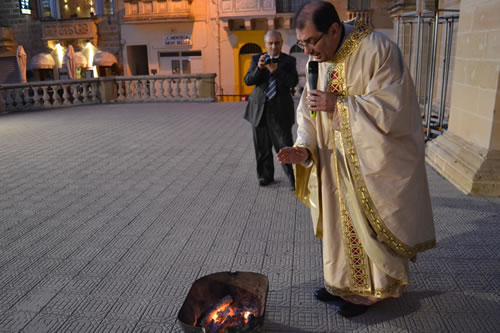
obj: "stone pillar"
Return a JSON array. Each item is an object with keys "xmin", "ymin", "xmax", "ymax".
[
  {"xmin": 199, "ymin": 75, "xmax": 216, "ymax": 101},
  {"xmin": 426, "ymin": 0, "xmax": 500, "ymax": 196},
  {"xmin": 99, "ymin": 77, "xmax": 117, "ymax": 103}
]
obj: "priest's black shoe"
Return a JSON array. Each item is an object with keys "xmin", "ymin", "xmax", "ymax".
[
  {"xmin": 337, "ymin": 302, "xmax": 369, "ymax": 317},
  {"xmin": 314, "ymin": 288, "xmax": 343, "ymax": 303},
  {"xmin": 258, "ymin": 178, "xmax": 273, "ymax": 187}
]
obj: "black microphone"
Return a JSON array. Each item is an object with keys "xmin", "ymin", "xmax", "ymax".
[{"xmin": 308, "ymin": 61, "xmax": 318, "ymax": 118}]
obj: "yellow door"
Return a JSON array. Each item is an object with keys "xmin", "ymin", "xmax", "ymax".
[{"xmin": 239, "ymin": 54, "xmax": 254, "ymax": 97}]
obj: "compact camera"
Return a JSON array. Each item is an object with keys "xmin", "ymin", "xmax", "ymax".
[{"xmin": 264, "ymin": 55, "xmax": 279, "ymax": 65}]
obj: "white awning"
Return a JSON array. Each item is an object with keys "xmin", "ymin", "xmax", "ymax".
[
  {"xmin": 93, "ymin": 51, "xmax": 117, "ymax": 66},
  {"xmin": 30, "ymin": 53, "xmax": 56, "ymax": 70}
]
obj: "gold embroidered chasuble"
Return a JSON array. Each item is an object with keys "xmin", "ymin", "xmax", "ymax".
[{"xmin": 294, "ymin": 22, "xmax": 436, "ymax": 300}]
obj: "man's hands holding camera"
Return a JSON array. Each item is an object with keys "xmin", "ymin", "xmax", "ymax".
[{"xmin": 258, "ymin": 54, "xmax": 278, "ymax": 73}]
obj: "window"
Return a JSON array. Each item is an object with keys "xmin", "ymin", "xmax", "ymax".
[
  {"xmin": 38, "ymin": 0, "xmax": 114, "ymax": 19},
  {"xmin": 159, "ymin": 51, "xmax": 202, "ymax": 75},
  {"xmin": 240, "ymin": 43, "xmax": 262, "ymax": 55}
]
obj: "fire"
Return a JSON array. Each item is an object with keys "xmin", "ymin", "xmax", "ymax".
[
  {"xmin": 197, "ymin": 295, "xmax": 258, "ymax": 333},
  {"xmin": 208, "ymin": 304, "xmax": 254, "ymax": 325}
]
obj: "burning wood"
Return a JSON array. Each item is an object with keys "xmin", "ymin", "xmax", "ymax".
[{"xmin": 197, "ymin": 295, "xmax": 258, "ymax": 333}]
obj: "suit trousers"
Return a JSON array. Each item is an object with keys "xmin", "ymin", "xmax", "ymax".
[{"xmin": 252, "ymin": 100, "xmax": 294, "ymax": 184}]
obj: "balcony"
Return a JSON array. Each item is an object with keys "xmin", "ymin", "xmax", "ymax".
[{"xmin": 123, "ymin": 0, "xmax": 193, "ymax": 24}]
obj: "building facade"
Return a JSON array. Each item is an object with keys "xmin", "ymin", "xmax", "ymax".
[
  {"xmin": 117, "ymin": 0, "xmax": 392, "ymax": 99},
  {"xmin": 0, "ymin": 0, "xmax": 121, "ymax": 82}
]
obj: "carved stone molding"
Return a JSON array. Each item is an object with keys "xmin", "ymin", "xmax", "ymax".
[{"xmin": 41, "ymin": 20, "xmax": 97, "ymax": 41}]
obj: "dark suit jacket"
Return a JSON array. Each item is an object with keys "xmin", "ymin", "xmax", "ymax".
[{"xmin": 243, "ymin": 53, "xmax": 299, "ymax": 128}]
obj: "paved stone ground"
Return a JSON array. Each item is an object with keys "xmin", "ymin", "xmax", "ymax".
[{"xmin": 0, "ymin": 102, "xmax": 499, "ymax": 333}]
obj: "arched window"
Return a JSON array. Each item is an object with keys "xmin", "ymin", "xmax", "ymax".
[{"xmin": 240, "ymin": 43, "xmax": 262, "ymax": 55}]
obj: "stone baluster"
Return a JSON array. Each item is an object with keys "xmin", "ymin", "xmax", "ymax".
[
  {"xmin": 192, "ymin": 79, "xmax": 199, "ymax": 99},
  {"xmin": 90, "ymin": 82, "xmax": 98, "ymax": 103},
  {"xmin": 141, "ymin": 79, "xmax": 148, "ymax": 101},
  {"xmin": 167, "ymin": 79, "xmax": 173, "ymax": 100},
  {"xmin": 159, "ymin": 79, "xmax": 166, "ymax": 101},
  {"xmin": 133, "ymin": 80, "xmax": 141, "ymax": 102},
  {"xmin": 71, "ymin": 84, "xmax": 81, "ymax": 104},
  {"xmin": 117, "ymin": 81, "xmax": 125, "ymax": 102},
  {"xmin": 51, "ymin": 85, "xmax": 62, "ymax": 107},
  {"xmin": 183, "ymin": 79, "xmax": 189, "ymax": 101},
  {"xmin": 175, "ymin": 79, "xmax": 181, "ymax": 100},
  {"xmin": 81, "ymin": 83, "xmax": 89, "ymax": 104},
  {"xmin": 62, "ymin": 83, "xmax": 72, "ymax": 106},
  {"xmin": 149, "ymin": 79, "xmax": 156, "ymax": 101},
  {"xmin": 125, "ymin": 80, "xmax": 132, "ymax": 102},
  {"xmin": 32, "ymin": 87, "xmax": 41, "ymax": 109},
  {"xmin": 22, "ymin": 87, "xmax": 32, "ymax": 110},
  {"xmin": 14, "ymin": 88, "xmax": 24, "ymax": 111},
  {"xmin": 5, "ymin": 90, "xmax": 16, "ymax": 112},
  {"xmin": 0, "ymin": 91, "xmax": 6, "ymax": 114}
]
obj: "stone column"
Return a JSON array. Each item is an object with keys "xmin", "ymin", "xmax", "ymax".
[
  {"xmin": 426, "ymin": 0, "xmax": 500, "ymax": 196},
  {"xmin": 99, "ymin": 77, "xmax": 117, "ymax": 103}
]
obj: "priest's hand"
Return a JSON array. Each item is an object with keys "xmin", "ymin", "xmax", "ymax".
[
  {"xmin": 277, "ymin": 146, "xmax": 309, "ymax": 165},
  {"xmin": 306, "ymin": 90, "xmax": 337, "ymax": 113}
]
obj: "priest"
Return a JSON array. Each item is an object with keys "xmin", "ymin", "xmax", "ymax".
[{"xmin": 277, "ymin": 0, "xmax": 436, "ymax": 317}]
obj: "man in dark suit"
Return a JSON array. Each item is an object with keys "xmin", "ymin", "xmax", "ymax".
[{"xmin": 244, "ymin": 30, "xmax": 299, "ymax": 190}]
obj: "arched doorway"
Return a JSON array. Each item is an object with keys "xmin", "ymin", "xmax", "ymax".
[{"xmin": 239, "ymin": 43, "xmax": 262, "ymax": 96}]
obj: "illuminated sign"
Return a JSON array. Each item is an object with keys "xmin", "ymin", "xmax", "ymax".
[
  {"xmin": 20, "ymin": 0, "xmax": 31, "ymax": 14},
  {"xmin": 164, "ymin": 34, "xmax": 192, "ymax": 46}
]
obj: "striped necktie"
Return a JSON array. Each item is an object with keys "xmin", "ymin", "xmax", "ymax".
[{"xmin": 266, "ymin": 72, "xmax": 277, "ymax": 99}]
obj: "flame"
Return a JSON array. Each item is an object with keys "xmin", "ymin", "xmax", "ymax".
[{"xmin": 205, "ymin": 304, "xmax": 256, "ymax": 327}]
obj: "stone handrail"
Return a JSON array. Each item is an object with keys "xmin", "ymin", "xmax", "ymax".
[
  {"xmin": 0, "ymin": 79, "xmax": 100, "ymax": 113},
  {"xmin": 113, "ymin": 74, "xmax": 216, "ymax": 103},
  {"xmin": 0, "ymin": 74, "xmax": 217, "ymax": 114}
]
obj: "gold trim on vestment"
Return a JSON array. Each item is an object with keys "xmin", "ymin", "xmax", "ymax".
[
  {"xmin": 293, "ymin": 143, "xmax": 323, "ymax": 238},
  {"xmin": 325, "ymin": 279, "xmax": 406, "ymax": 299},
  {"xmin": 331, "ymin": 112, "xmax": 372, "ymax": 294},
  {"xmin": 326, "ymin": 22, "xmax": 435, "ymax": 258},
  {"xmin": 337, "ymin": 96, "xmax": 436, "ymax": 257},
  {"xmin": 333, "ymin": 22, "xmax": 372, "ymax": 63}
]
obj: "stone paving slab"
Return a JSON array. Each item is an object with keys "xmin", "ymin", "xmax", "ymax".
[{"xmin": 0, "ymin": 103, "xmax": 499, "ymax": 332}]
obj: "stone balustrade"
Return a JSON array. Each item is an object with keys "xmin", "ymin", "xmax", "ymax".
[
  {"xmin": 0, "ymin": 74, "xmax": 217, "ymax": 114},
  {"xmin": 347, "ymin": 10, "xmax": 373, "ymax": 26}
]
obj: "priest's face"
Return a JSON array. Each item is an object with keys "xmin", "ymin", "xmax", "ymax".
[{"xmin": 296, "ymin": 21, "xmax": 342, "ymax": 62}]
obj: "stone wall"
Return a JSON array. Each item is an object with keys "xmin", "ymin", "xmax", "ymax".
[
  {"xmin": 0, "ymin": 0, "xmax": 44, "ymax": 60},
  {"xmin": 96, "ymin": 16, "xmax": 122, "ymax": 63}
]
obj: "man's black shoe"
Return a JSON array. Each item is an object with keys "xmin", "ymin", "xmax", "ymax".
[
  {"xmin": 258, "ymin": 178, "xmax": 273, "ymax": 186},
  {"xmin": 314, "ymin": 288, "xmax": 343, "ymax": 303},
  {"xmin": 337, "ymin": 302, "xmax": 369, "ymax": 317}
]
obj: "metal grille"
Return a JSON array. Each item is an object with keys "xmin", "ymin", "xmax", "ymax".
[{"xmin": 395, "ymin": 9, "xmax": 459, "ymax": 140}]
